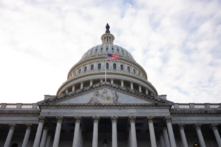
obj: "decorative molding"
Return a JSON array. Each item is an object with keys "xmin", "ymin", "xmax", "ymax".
[
  {"xmin": 129, "ymin": 116, "xmax": 136, "ymax": 123},
  {"xmin": 0, "ymin": 110, "xmax": 40, "ymax": 115},
  {"xmin": 92, "ymin": 116, "xmax": 100, "ymax": 123},
  {"xmin": 111, "ymin": 116, "xmax": 118, "ymax": 123},
  {"xmin": 194, "ymin": 123, "xmax": 201, "ymax": 130},
  {"xmin": 74, "ymin": 116, "xmax": 81, "ymax": 123},
  {"xmin": 56, "ymin": 116, "xmax": 63, "ymax": 123},
  {"xmin": 147, "ymin": 116, "xmax": 154, "ymax": 123},
  {"xmin": 38, "ymin": 116, "xmax": 45, "ymax": 123},
  {"xmin": 171, "ymin": 109, "xmax": 221, "ymax": 115}
]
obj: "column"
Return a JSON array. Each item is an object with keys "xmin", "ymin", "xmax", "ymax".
[
  {"xmin": 210, "ymin": 123, "xmax": 221, "ymax": 147},
  {"xmin": 22, "ymin": 124, "xmax": 32, "ymax": 147},
  {"xmin": 121, "ymin": 80, "xmax": 124, "ymax": 87},
  {"xmin": 66, "ymin": 89, "xmax": 68, "ymax": 94},
  {"xmin": 40, "ymin": 125, "xmax": 49, "ymax": 147},
  {"xmin": 90, "ymin": 80, "xmax": 93, "ymax": 86},
  {"xmin": 4, "ymin": 123, "xmax": 16, "ymax": 147},
  {"xmin": 162, "ymin": 125, "xmax": 170, "ymax": 147},
  {"xmin": 159, "ymin": 133, "xmax": 165, "ymax": 147},
  {"xmin": 52, "ymin": 116, "xmax": 63, "ymax": 147},
  {"xmin": 111, "ymin": 79, "xmax": 114, "ymax": 84},
  {"xmin": 45, "ymin": 132, "xmax": 52, "ymax": 147},
  {"xmin": 129, "ymin": 116, "xmax": 137, "ymax": 147},
  {"xmin": 33, "ymin": 116, "xmax": 45, "ymax": 147},
  {"xmin": 78, "ymin": 127, "xmax": 82, "ymax": 147},
  {"xmin": 92, "ymin": 116, "xmax": 99, "ymax": 147},
  {"xmin": 178, "ymin": 124, "xmax": 188, "ymax": 147},
  {"xmin": 146, "ymin": 89, "xmax": 149, "ymax": 94},
  {"xmin": 139, "ymin": 85, "xmax": 142, "ymax": 92},
  {"xmin": 165, "ymin": 116, "xmax": 176, "ymax": 147},
  {"xmin": 147, "ymin": 116, "xmax": 157, "ymax": 147},
  {"xmin": 194, "ymin": 124, "xmax": 206, "ymax": 147},
  {"xmin": 72, "ymin": 85, "xmax": 75, "ymax": 92},
  {"xmin": 72, "ymin": 116, "xmax": 81, "ymax": 147},
  {"xmin": 80, "ymin": 82, "xmax": 83, "ymax": 89},
  {"xmin": 111, "ymin": 116, "xmax": 118, "ymax": 147},
  {"xmin": 130, "ymin": 82, "xmax": 133, "ymax": 90}
]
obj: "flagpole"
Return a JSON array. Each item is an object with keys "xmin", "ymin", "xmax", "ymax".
[{"xmin": 105, "ymin": 53, "xmax": 107, "ymax": 82}]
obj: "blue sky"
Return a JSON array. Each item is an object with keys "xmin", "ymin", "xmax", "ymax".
[{"xmin": 0, "ymin": 0, "xmax": 221, "ymax": 103}]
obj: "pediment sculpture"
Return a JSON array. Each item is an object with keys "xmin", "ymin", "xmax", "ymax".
[{"xmin": 88, "ymin": 89, "xmax": 118, "ymax": 104}]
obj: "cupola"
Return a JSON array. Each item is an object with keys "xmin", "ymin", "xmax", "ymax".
[{"xmin": 101, "ymin": 23, "xmax": 115, "ymax": 44}]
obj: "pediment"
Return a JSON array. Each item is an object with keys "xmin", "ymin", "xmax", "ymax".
[
  {"xmin": 59, "ymin": 88, "xmax": 152, "ymax": 104},
  {"xmin": 38, "ymin": 83, "xmax": 173, "ymax": 106}
]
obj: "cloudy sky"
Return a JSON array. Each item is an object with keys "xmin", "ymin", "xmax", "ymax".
[{"xmin": 0, "ymin": 0, "xmax": 221, "ymax": 103}]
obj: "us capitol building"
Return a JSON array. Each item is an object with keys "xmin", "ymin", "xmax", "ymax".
[{"xmin": 0, "ymin": 25, "xmax": 221, "ymax": 147}]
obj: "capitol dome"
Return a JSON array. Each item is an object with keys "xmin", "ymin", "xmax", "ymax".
[{"xmin": 57, "ymin": 24, "xmax": 158, "ymax": 96}]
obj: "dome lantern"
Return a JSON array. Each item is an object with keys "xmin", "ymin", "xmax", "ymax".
[{"xmin": 101, "ymin": 23, "xmax": 115, "ymax": 44}]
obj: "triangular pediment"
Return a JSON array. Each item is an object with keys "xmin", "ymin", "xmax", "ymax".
[
  {"xmin": 59, "ymin": 88, "xmax": 152, "ymax": 104},
  {"xmin": 38, "ymin": 83, "xmax": 173, "ymax": 106}
]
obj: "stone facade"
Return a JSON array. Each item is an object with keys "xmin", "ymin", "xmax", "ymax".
[{"xmin": 0, "ymin": 26, "xmax": 221, "ymax": 147}]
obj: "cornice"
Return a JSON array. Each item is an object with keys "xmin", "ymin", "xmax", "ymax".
[
  {"xmin": 170, "ymin": 109, "xmax": 221, "ymax": 115},
  {"xmin": 0, "ymin": 110, "xmax": 40, "ymax": 115},
  {"xmin": 57, "ymin": 71, "xmax": 157, "ymax": 95},
  {"xmin": 39, "ymin": 103, "xmax": 171, "ymax": 109}
]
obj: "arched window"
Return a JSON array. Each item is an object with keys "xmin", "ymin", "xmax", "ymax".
[
  {"xmin": 79, "ymin": 69, "xmax": 81, "ymax": 74},
  {"xmin": 120, "ymin": 65, "xmax": 124, "ymax": 70},
  {"xmin": 127, "ymin": 67, "xmax": 130, "ymax": 72},
  {"xmin": 95, "ymin": 49, "xmax": 98, "ymax": 52},
  {"xmin": 91, "ymin": 50, "xmax": 93, "ymax": 53},
  {"xmin": 101, "ymin": 48, "xmax": 103, "ymax": 51},
  {"xmin": 84, "ymin": 67, "xmax": 87, "ymax": 72},
  {"xmin": 106, "ymin": 48, "xmax": 108, "ymax": 51},
  {"xmin": 117, "ymin": 49, "xmax": 119, "ymax": 52},
  {"xmin": 122, "ymin": 50, "xmax": 124, "ymax": 53},
  {"xmin": 113, "ymin": 63, "xmax": 116, "ymax": 70},
  {"xmin": 91, "ymin": 65, "xmax": 94, "ymax": 70},
  {"xmin": 106, "ymin": 63, "xmax": 109, "ymax": 69},
  {"xmin": 112, "ymin": 48, "xmax": 114, "ymax": 51},
  {"xmin": 133, "ymin": 69, "xmax": 136, "ymax": 74},
  {"xmin": 98, "ymin": 63, "xmax": 101, "ymax": 70}
]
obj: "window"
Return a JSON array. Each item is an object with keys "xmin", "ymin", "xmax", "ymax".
[
  {"xmin": 95, "ymin": 49, "xmax": 98, "ymax": 52},
  {"xmin": 117, "ymin": 49, "xmax": 119, "ymax": 52},
  {"xmin": 106, "ymin": 48, "xmax": 108, "ymax": 51},
  {"xmin": 106, "ymin": 63, "xmax": 109, "ymax": 69},
  {"xmin": 112, "ymin": 48, "xmax": 114, "ymax": 51},
  {"xmin": 98, "ymin": 63, "xmax": 101, "ymax": 69},
  {"xmin": 91, "ymin": 65, "xmax": 94, "ymax": 70},
  {"xmin": 120, "ymin": 65, "xmax": 124, "ymax": 70},
  {"xmin": 122, "ymin": 50, "xmax": 124, "ymax": 53},
  {"xmin": 101, "ymin": 48, "xmax": 103, "ymax": 51},
  {"xmin": 113, "ymin": 63, "xmax": 116, "ymax": 70},
  {"xmin": 133, "ymin": 69, "xmax": 136, "ymax": 74},
  {"xmin": 91, "ymin": 50, "xmax": 93, "ymax": 53},
  {"xmin": 138, "ymin": 71, "xmax": 140, "ymax": 75},
  {"xmin": 127, "ymin": 67, "xmax": 130, "ymax": 72},
  {"xmin": 84, "ymin": 67, "xmax": 87, "ymax": 72},
  {"xmin": 79, "ymin": 69, "xmax": 81, "ymax": 74}
]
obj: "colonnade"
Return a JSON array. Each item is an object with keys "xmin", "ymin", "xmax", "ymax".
[
  {"xmin": 2, "ymin": 116, "xmax": 221, "ymax": 147},
  {"xmin": 64, "ymin": 79, "xmax": 152, "ymax": 95}
]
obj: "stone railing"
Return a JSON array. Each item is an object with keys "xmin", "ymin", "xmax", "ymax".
[
  {"xmin": 0, "ymin": 103, "xmax": 39, "ymax": 110},
  {"xmin": 172, "ymin": 103, "xmax": 221, "ymax": 109}
]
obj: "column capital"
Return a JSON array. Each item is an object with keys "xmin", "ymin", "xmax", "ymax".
[
  {"xmin": 194, "ymin": 123, "xmax": 202, "ymax": 130},
  {"xmin": 178, "ymin": 123, "xmax": 185, "ymax": 130},
  {"xmin": 210, "ymin": 123, "xmax": 218, "ymax": 130},
  {"xmin": 111, "ymin": 116, "xmax": 118, "ymax": 123},
  {"xmin": 129, "ymin": 116, "xmax": 136, "ymax": 123},
  {"xmin": 9, "ymin": 123, "xmax": 16, "ymax": 129},
  {"xmin": 38, "ymin": 116, "xmax": 46, "ymax": 123},
  {"xmin": 56, "ymin": 116, "xmax": 63, "ymax": 123},
  {"xmin": 92, "ymin": 116, "xmax": 100, "ymax": 123},
  {"xmin": 164, "ymin": 116, "xmax": 172, "ymax": 122},
  {"xmin": 74, "ymin": 116, "xmax": 81, "ymax": 123},
  {"xmin": 26, "ymin": 123, "xmax": 33, "ymax": 130},
  {"xmin": 147, "ymin": 116, "xmax": 154, "ymax": 123}
]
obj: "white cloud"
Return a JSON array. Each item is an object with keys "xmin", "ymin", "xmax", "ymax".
[{"xmin": 0, "ymin": 0, "xmax": 221, "ymax": 103}]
